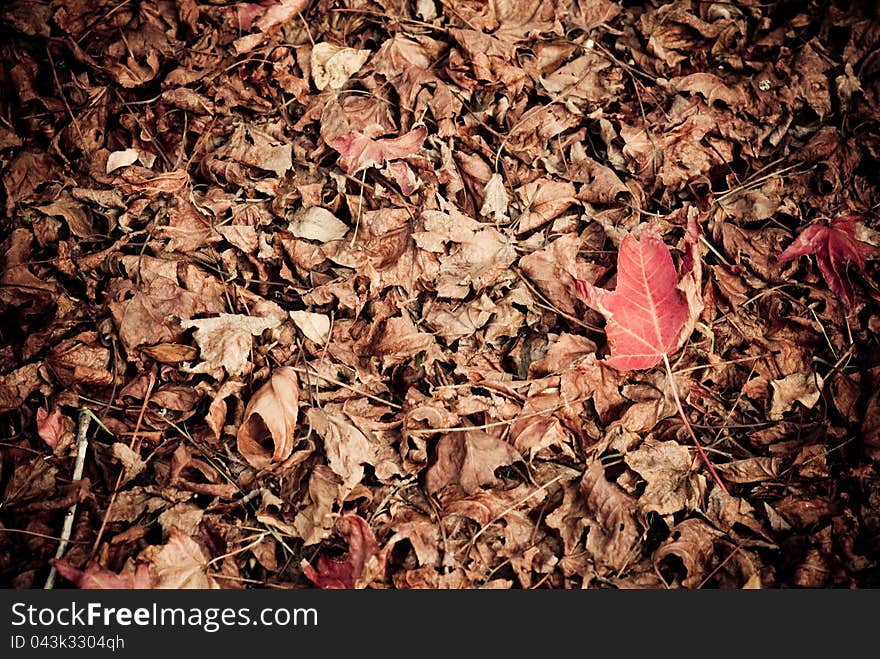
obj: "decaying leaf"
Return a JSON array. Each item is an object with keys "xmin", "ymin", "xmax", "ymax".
[
  {"xmin": 140, "ymin": 527, "xmax": 220, "ymax": 589},
  {"xmin": 625, "ymin": 438, "xmax": 704, "ymax": 515},
  {"xmin": 237, "ymin": 366, "xmax": 300, "ymax": 468},
  {"xmin": 654, "ymin": 518, "xmax": 723, "ymax": 589},
  {"xmin": 580, "ymin": 461, "xmax": 641, "ymax": 574},
  {"xmin": 308, "ymin": 407, "xmax": 374, "ymax": 493}
]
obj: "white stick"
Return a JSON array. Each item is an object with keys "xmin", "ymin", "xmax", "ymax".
[{"xmin": 44, "ymin": 408, "xmax": 91, "ymax": 589}]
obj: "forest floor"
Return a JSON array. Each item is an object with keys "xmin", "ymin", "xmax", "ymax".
[{"xmin": 1, "ymin": 0, "xmax": 880, "ymax": 589}]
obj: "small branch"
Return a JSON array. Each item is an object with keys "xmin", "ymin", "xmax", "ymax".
[
  {"xmin": 44, "ymin": 408, "xmax": 92, "ymax": 590},
  {"xmin": 90, "ymin": 371, "xmax": 156, "ymax": 557},
  {"xmin": 662, "ymin": 354, "xmax": 729, "ymax": 496}
]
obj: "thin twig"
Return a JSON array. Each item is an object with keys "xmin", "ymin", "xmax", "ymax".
[
  {"xmin": 90, "ymin": 371, "xmax": 156, "ymax": 557},
  {"xmin": 663, "ymin": 354, "xmax": 729, "ymax": 495},
  {"xmin": 44, "ymin": 408, "xmax": 92, "ymax": 589}
]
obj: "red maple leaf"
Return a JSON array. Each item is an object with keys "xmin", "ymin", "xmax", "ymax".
[
  {"xmin": 574, "ymin": 214, "xmax": 728, "ymax": 493},
  {"xmin": 574, "ymin": 214, "xmax": 703, "ymax": 371},
  {"xmin": 327, "ymin": 125, "xmax": 427, "ymax": 175},
  {"xmin": 302, "ymin": 515, "xmax": 382, "ymax": 589},
  {"xmin": 777, "ymin": 214, "xmax": 873, "ymax": 309}
]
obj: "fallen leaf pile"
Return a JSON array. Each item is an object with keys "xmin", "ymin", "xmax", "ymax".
[{"xmin": 1, "ymin": 0, "xmax": 879, "ymax": 590}]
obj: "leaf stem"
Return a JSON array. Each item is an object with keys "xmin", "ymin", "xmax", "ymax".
[{"xmin": 662, "ymin": 354, "xmax": 729, "ymax": 495}]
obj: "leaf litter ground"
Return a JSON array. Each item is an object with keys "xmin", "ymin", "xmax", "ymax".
[{"xmin": 1, "ymin": 0, "xmax": 880, "ymax": 589}]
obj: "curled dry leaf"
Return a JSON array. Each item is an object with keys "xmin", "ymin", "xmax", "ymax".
[
  {"xmin": 654, "ymin": 518, "xmax": 723, "ymax": 589},
  {"xmin": 236, "ymin": 366, "xmax": 300, "ymax": 469},
  {"xmin": 425, "ymin": 428, "xmax": 522, "ymax": 495}
]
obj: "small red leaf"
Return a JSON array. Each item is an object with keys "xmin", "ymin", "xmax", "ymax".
[
  {"xmin": 575, "ymin": 215, "xmax": 703, "ymax": 371},
  {"xmin": 327, "ymin": 125, "xmax": 427, "ymax": 174},
  {"xmin": 778, "ymin": 214, "xmax": 873, "ymax": 309},
  {"xmin": 302, "ymin": 515, "xmax": 381, "ymax": 589},
  {"xmin": 36, "ymin": 406, "xmax": 64, "ymax": 448}
]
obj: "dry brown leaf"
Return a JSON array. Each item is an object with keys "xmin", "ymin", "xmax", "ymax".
[
  {"xmin": 308, "ymin": 407, "xmax": 375, "ymax": 493},
  {"xmin": 519, "ymin": 233, "xmax": 601, "ymax": 315},
  {"xmin": 514, "ymin": 178, "xmax": 578, "ymax": 234},
  {"xmin": 111, "ymin": 443, "xmax": 146, "ymax": 486},
  {"xmin": 311, "ymin": 43, "xmax": 371, "ymax": 90},
  {"xmin": 0, "ymin": 362, "xmax": 42, "ymax": 415},
  {"xmin": 288, "ymin": 206, "xmax": 349, "ymax": 242},
  {"xmin": 415, "ymin": 208, "xmax": 516, "ymax": 298},
  {"xmin": 769, "ymin": 372, "xmax": 824, "ymax": 420},
  {"xmin": 717, "ymin": 457, "xmax": 783, "ymax": 484},
  {"xmin": 294, "ymin": 465, "xmax": 342, "ymax": 546},
  {"xmin": 425, "ymin": 428, "xmax": 522, "ymax": 495},
  {"xmin": 580, "ymin": 460, "xmax": 641, "ymax": 574},
  {"xmin": 181, "ymin": 313, "xmax": 281, "ymax": 377},
  {"xmin": 236, "ymin": 366, "xmax": 300, "ymax": 469},
  {"xmin": 141, "ymin": 528, "xmax": 219, "ymax": 589},
  {"xmin": 289, "ymin": 310, "xmax": 331, "ymax": 344},
  {"xmin": 625, "ymin": 438, "xmax": 704, "ymax": 515},
  {"xmin": 105, "ymin": 148, "xmax": 139, "ymax": 173},
  {"xmin": 211, "ymin": 124, "xmax": 293, "ymax": 177},
  {"xmin": 545, "ymin": 476, "xmax": 589, "ymax": 554},
  {"xmin": 46, "ymin": 334, "xmax": 113, "ymax": 387},
  {"xmin": 479, "ymin": 173, "xmax": 510, "ymax": 222},
  {"xmin": 107, "ymin": 256, "xmax": 226, "ymax": 353}
]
